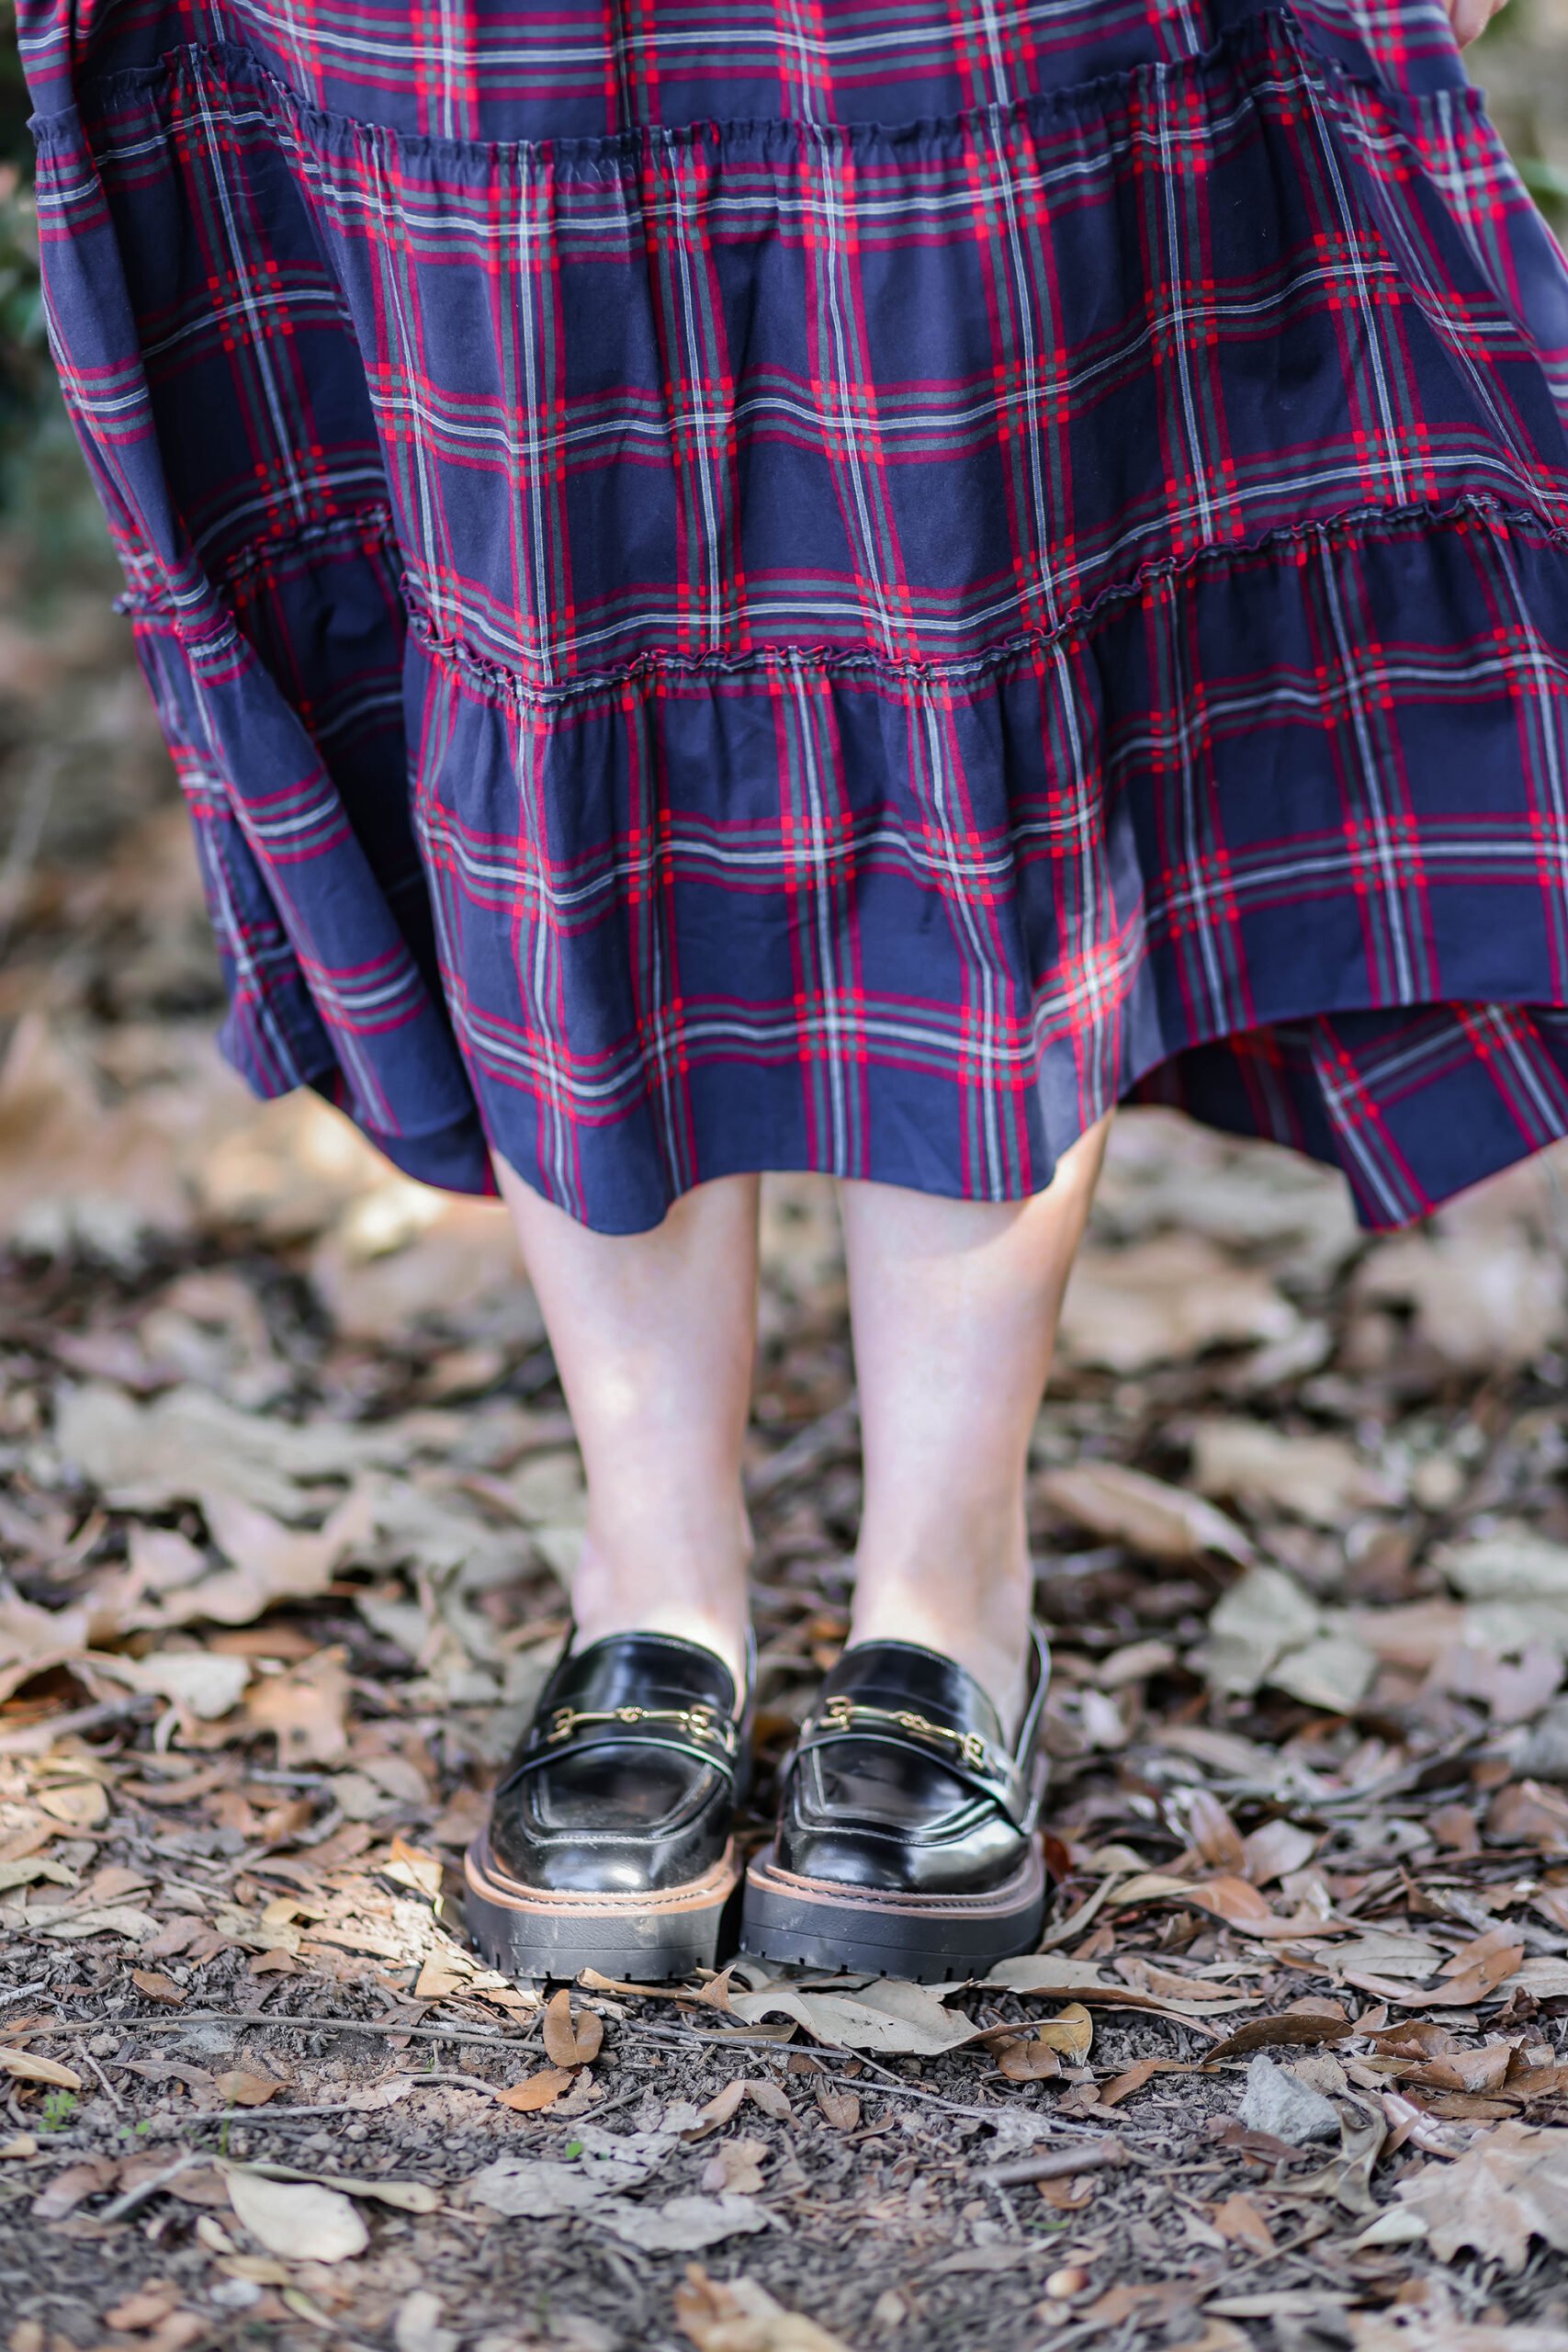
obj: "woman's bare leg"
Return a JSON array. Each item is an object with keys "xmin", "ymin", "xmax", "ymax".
[
  {"xmin": 837, "ymin": 1117, "xmax": 1111, "ymax": 1733},
  {"xmin": 1446, "ymin": 0, "xmax": 1509, "ymax": 46},
  {"xmin": 492, "ymin": 1161, "xmax": 761, "ymax": 1692}
]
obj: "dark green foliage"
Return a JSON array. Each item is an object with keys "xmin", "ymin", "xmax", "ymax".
[
  {"xmin": 0, "ymin": 2, "xmax": 118, "ymax": 576},
  {"xmin": 2, "ymin": 0, "xmax": 51, "ymax": 483}
]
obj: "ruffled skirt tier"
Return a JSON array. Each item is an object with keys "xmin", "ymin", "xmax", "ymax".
[{"xmin": 23, "ymin": 0, "xmax": 1568, "ymax": 1225}]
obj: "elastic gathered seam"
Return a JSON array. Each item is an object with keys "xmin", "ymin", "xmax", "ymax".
[
  {"xmin": 113, "ymin": 506, "xmax": 401, "ymax": 622},
  {"xmin": 116, "ymin": 492, "xmax": 1566, "ymax": 700},
  {"xmin": 398, "ymin": 492, "xmax": 1567, "ymax": 711}
]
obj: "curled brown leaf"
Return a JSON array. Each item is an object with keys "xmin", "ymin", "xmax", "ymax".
[
  {"xmin": 542, "ymin": 1986, "xmax": 604, "ymax": 2069},
  {"xmin": 496, "ymin": 2068, "xmax": 574, "ymax": 2112}
]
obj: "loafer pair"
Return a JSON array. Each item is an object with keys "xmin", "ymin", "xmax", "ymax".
[{"xmin": 466, "ymin": 1623, "xmax": 1050, "ymax": 1984}]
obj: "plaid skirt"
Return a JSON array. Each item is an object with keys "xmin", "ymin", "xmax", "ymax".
[{"xmin": 23, "ymin": 0, "xmax": 1568, "ymax": 1229}]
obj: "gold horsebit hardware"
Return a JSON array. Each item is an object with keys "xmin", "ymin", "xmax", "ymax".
[
  {"xmin": 545, "ymin": 1702, "xmax": 738, "ymax": 1757},
  {"xmin": 819, "ymin": 1695, "xmax": 989, "ymax": 1771}
]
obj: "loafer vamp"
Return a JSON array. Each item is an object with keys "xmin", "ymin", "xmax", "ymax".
[
  {"xmin": 545, "ymin": 1629, "xmax": 739, "ymax": 1721},
  {"xmin": 776, "ymin": 1740, "xmax": 1031, "ymax": 1894},
  {"xmin": 486, "ymin": 1629, "xmax": 745, "ymax": 1896},
  {"xmin": 491, "ymin": 1750, "xmax": 733, "ymax": 1891},
  {"xmin": 770, "ymin": 1634, "xmax": 1047, "ymax": 1901}
]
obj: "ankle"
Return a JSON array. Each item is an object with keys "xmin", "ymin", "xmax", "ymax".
[
  {"xmin": 848, "ymin": 1554, "xmax": 1034, "ymax": 1741},
  {"xmin": 570, "ymin": 1522, "xmax": 752, "ymax": 1697}
]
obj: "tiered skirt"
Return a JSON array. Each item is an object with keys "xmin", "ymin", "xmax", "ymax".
[{"xmin": 22, "ymin": 0, "xmax": 1568, "ymax": 1228}]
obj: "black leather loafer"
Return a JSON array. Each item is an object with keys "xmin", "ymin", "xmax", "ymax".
[
  {"xmin": 466, "ymin": 1629, "xmax": 750, "ymax": 1983},
  {"xmin": 740, "ymin": 1628, "xmax": 1049, "ymax": 1981}
]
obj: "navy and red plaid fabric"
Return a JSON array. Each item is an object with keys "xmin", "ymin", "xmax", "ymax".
[{"xmin": 22, "ymin": 0, "xmax": 1568, "ymax": 1227}]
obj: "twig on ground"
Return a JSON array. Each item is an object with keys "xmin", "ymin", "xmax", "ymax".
[
  {"xmin": 614, "ymin": 2014, "xmax": 1107, "ymax": 2130},
  {"xmin": 96, "ymin": 2153, "xmax": 204, "ymax": 2224},
  {"xmin": 0, "ymin": 1695, "xmax": 159, "ymax": 1755},
  {"xmin": 981, "ymin": 2139, "xmax": 1133, "ymax": 2187},
  {"xmin": 80, "ymin": 2046, "xmax": 124, "ymax": 2110},
  {"xmin": 169, "ymin": 2071, "xmax": 513, "ymax": 2123},
  {"xmin": 28, "ymin": 2009, "xmax": 536, "ymax": 2051},
  {"xmin": 25, "ymin": 2003, "xmax": 1096, "ymax": 2132}
]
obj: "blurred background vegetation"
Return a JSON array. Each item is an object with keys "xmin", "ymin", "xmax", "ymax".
[
  {"xmin": 1, "ymin": 0, "xmax": 123, "ymax": 586},
  {"xmin": 0, "ymin": 0, "xmax": 47, "ymax": 471}
]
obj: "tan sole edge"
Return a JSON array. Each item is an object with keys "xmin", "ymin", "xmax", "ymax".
[
  {"xmin": 739, "ymin": 1840, "xmax": 1046, "ymax": 1977},
  {"xmin": 745, "ymin": 1844, "xmax": 1043, "ymax": 1920},
  {"xmin": 466, "ymin": 1838, "xmax": 739, "ymax": 1920}
]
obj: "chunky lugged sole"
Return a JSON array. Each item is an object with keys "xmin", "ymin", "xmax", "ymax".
[
  {"xmin": 465, "ymin": 1834, "xmax": 739, "ymax": 1984},
  {"xmin": 739, "ymin": 1841, "xmax": 1046, "ymax": 1982}
]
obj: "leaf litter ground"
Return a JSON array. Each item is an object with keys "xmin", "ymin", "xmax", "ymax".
[{"xmin": 14, "ymin": 147, "xmax": 1568, "ymax": 2352}]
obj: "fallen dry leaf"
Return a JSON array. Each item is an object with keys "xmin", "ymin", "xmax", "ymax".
[
  {"xmin": 281, "ymin": 2169, "xmax": 439, "ymax": 2215},
  {"xmin": 214, "ymin": 2072, "xmax": 288, "ymax": 2108},
  {"xmin": 1240, "ymin": 1818, "xmax": 1318, "ymax": 1887},
  {"xmin": 0, "ymin": 2048, "xmax": 82, "ymax": 2091},
  {"xmin": 94, "ymin": 1649, "xmax": 252, "ymax": 1721},
  {"xmin": 1439, "ymin": 1928, "xmax": 1529, "ymax": 2003},
  {"xmin": 0, "ymin": 1014, "xmax": 194, "ymax": 1252},
  {"xmin": 1057, "ymin": 1234, "xmax": 1300, "ymax": 1374},
  {"xmin": 740, "ymin": 2078, "xmax": 793, "ymax": 2122},
  {"xmin": 596, "ymin": 2194, "xmax": 769, "ymax": 2254},
  {"xmin": 466, "ymin": 2147, "xmax": 663, "ymax": 2216},
  {"xmin": 32, "ymin": 1779, "xmax": 108, "ymax": 1831},
  {"xmin": 1112, "ymin": 1871, "xmax": 1322, "ymax": 1939},
  {"xmin": 1358, "ymin": 1232, "xmax": 1566, "ymax": 1370},
  {"xmin": 541, "ymin": 1987, "xmax": 604, "ymax": 2068},
  {"xmin": 0, "ymin": 1587, "xmax": 94, "ymax": 1691},
  {"xmin": 701, "ymin": 2139, "xmax": 768, "ymax": 2196},
  {"xmin": 1034, "ymin": 2002, "xmax": 1094, "ymax": 2061},
  {"xmin": 53, "ymin": 1380, "xmax": 378, "ymax": 1518},
  {"xmin": 32, "ymin": 1902, "xmax": 160, "ymax": 1943},
  {"xmin": 997, "ymin": 2039, "xmax": 1062, "ymax": 2082},
  {"xmin": 32, "ymin": 2158, "xmax": 118, "ymax": 2216},
  {"xmin": 1189, "ymin": 1419, "xmax": 1400, "ymax": 1526},
  {"xmin": 311, "ymin": 1195, "xmax": 536, "ymax": 1347},
  {"xmin": 1197, "ymin": 1566, "xmax": 1375, "ymax": 1713},
  {"xmin": 1349, "ymin": 2314, "xmax": 1568, "ymax": 2352},
  {"xmin": 1210, "ymin": 2192, "xmax": 1275, "ymax": 2254},
  {"xmin": 382, "ymin": 1838, "xmax": 443, "ymax": 1903},
  {"xmin": 815, "ymin": 2084, "xmax": 859, "ymax": 2132},
  {"xmin": 725, "ymin": 1978, "xmax": 978, "ymax": 2056},
  {"xmin": 244, "ymin": 1647, "xmax": 351, "ymax": 1767},
  {"xmin": 981, "ymin": 1955, "xmax": 1247, "ymax": 2021},
  {"xmin": 684, "ymin": 2081, "xmax": 748, "ymax": 2140},
  {"xmin": 1287, "ymin": 2102, "xmax": 1388, "ymax": 2218},
  {"xmin": 391, "ymin": 2289, "xmax": 458, "ymax": 2352},
  {"xmin": 1396, "ymin": 2122, "xmax": 1568, "ymax": 2271},
  {"xmin": 194, "ymin": 1487, "xmax": 376, "ymax": 1628},
  {"xmin": 1205, "ymin": 2015, "xmax": 1351, "ymax": 2064},
  {"xmin": 225, "ymin": 2169, "xmax": 368, "ymax": 2264},
  {"xmin": 103, "ymin": 2286, "xmax": 179, "ymax": 2331},
  {"xmin": 1036, "ymin": 1461, "xmax": 1251, "ymax": 1566},
  {"xmin": 1179, "ymin": 1787, "xmax": 1246, "ymax": 1872},
  {"xmin": 130, "ymin": 1969, "xmax": 186, "ymax": 2007},
  {"xmin": 1098, "ymin": 2060, "xmax": 1193, "ymax": 2107},
  {"xmin": 674, "ymin": 2264, "xmax": 852, "ymax": 2352},
  {"xmin": 1491, "ymin": 1782, "xmax": 1568, "ymax": 1851},
  {"xmin": 496, "ymin": 2069, "xmax": 573, "ymax": 2113}
]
